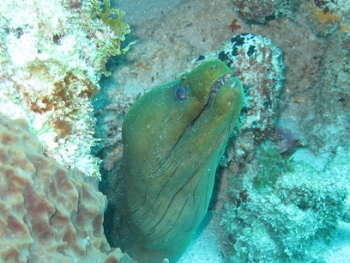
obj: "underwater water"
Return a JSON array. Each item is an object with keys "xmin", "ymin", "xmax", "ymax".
[{"xmin": 0, "ymin": 0, "xmax": 350, "ymax": 262}]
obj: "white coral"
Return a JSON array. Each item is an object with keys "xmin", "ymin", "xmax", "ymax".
[{"xmin": 0, "ymin": 0, "xmax": 130, "ymax": 177}]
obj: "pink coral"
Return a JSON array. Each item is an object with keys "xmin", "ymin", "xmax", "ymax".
[{"xmin": 0, "ymin": 114, "xmax": 135, "ymax": 263}]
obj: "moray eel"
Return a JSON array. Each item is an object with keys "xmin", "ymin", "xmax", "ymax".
[{"xmin": 102, "ymin": 59, "xmax": 243, "ymax": 263}]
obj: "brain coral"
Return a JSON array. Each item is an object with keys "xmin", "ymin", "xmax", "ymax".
[{"xmin": 0, "ymin": 114, "xmax": 134, "ymax": 263}]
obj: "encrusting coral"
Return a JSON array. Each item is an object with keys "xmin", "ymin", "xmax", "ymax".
[
  {"xmin": 0, "ymin": 0, "xmax": 133, "ymax": 177},
  {"xmin": 0, "ymin": 113, "xmax": 135, "ymax": 263},
  {"xmin": 221, "ymin": 142, "xmax": 348, "ymax": 262}
]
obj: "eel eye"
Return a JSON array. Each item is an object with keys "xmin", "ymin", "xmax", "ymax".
[{"xmin": 174, "ymin": 85, "xmax": 188, "ymax": 102}]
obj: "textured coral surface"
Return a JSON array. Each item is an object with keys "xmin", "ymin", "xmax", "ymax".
[{"xmin": 0, "ymin": 114, "xmax": 134, "ymax": 263}]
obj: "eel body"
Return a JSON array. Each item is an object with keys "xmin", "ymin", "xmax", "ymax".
[{"xmin": 103, "ymin": 59, "xmax": 243, "ymax": 262}]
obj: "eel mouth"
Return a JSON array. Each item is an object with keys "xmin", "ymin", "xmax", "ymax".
[
  {"xmin": 188, "ymin": 73, "xmax": 232, "ymax": 129},
  {"xmin": 166, "ymin": 72, "xmax": 233, "ymax": 157}
]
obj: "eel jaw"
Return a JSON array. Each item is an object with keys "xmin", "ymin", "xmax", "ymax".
[{"xmin": 189, "ymin": 73, "xmax": 233, "ymax": 128}]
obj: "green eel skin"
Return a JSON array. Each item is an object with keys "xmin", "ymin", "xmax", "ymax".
[{"xmin": 102, "ymin": 59, "xmax": 244, "ymax": 263}]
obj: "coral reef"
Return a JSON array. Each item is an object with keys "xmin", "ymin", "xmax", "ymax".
[
  {"xmin": 221, "ymin": 143, "xmax": 348, "ymax": 263},
  {"xmin": 0, "ymin": 113, "xmax": 135, "ymax": 263},
  {"xmin": 0, "ymin": 0, "xmax": 132, "ymax": 176}
]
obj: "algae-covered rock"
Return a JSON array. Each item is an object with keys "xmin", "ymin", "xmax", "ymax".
[{"xmin": 221, "ymin": 144, "xmax": 348, "ymax": 263}]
